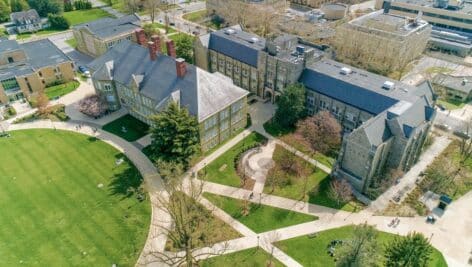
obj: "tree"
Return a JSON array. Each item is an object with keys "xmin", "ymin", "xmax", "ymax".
[
  {"xmin": 274, "ymin": 83, "xmax": 306, "ymax": 128},
  {"xmin": 296, "ymin": 111, "xmax": 342, "ymax": 155},
  {"xmin": 174, "ymin": 34, "xmax": 194, "ymax": 64},
  {"xmin": 36, "ymin": 92, "xmax": 49, "ymax": 114},
  {"xmin": 10, "ymin": 0, "xmax": 29, "ymax": 12},
  {"xmin": 0, "ymin": 0, "xmax": 11, "ymax": 22},
  {"xmin": 48, "ymin": 14, "xmax": 70, "ymax": 30},
  {"xmin": 336, "ymin": 224, "xmax": 380, "ymax": 267},
  {"xmin": 149, "ymin": 101, "xmax": 200, "ymax": 167},
  {"xmin": 144, "ymin": 0, "xmax": 159, "ymax": 23},
  {"xmin": 147, "ymin": 175, "xmax": 229, "ymax": 266},
  {"xmin": 78, "ymin": 94, "xmax": 108, "ymax": 118},
  {"xmin": 327, "ymin": 179, "xmax": 353, "ymax": 206},
  {"xmin": 142, "ymin": 22, "xmax": 160, "ymax": 37},
  {"xmin": 28, "ymin": 0, "xmax": 62, "ymax": 17},
  {"xmin": 384, "ymin": 232, "xmax": 433, "ymax": 267}
]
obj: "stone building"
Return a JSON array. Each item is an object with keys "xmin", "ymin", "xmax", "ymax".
[
  {"xmin": 88, "ymin": 34, "xmax": 249, "ymax": 152},
  {"xmin": 301, "ymin": 60, "xmax": 435, "ymax": 193},
  {"xmin": 0, "ymin": 38, "xmax": 75, "ymax": 104},
  {"xmin": 433, "ymin": 74, "xmax": 472, "ymax": 102},
  {"xmin": 72, "ymin": 14, "xmax": 141, "ymax": 58},
  {"xmin": 334, "ymin": 10, "xmax": 431, "ymax": 73},
  {"xmin": 195, "ymin": 26, "xmax": 323, "ymax": 101}
]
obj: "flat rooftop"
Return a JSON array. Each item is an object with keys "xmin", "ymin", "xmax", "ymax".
[
  {"xmin": 389, "ymin": 0, "xmax": 472, "ymax": 14},
  {"xmin": 348, "ymin": 10, "xmax": 429, "ymax": 36}
]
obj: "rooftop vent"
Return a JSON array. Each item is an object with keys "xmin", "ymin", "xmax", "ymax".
[
  {"xmin": 248, "ymin": 37, "xmax": 259, "ymax": 43},
  {"xmin": 296, "ymin": 45, "xmax": 305, "ymax": 54},
  {"xmin": 462, "ymin": 78, "xmax": 468, "ymax": 85},
  {"xmin": 224, "ymin": 28, "xmax": 236, "ymax": 35},
  {"xmin": 340, "ymin": 67, "xmax": 352, "ymax": 75},
  {"xmin": 382, "ymin": 81, "xmax": 395, "ymax": 90}
]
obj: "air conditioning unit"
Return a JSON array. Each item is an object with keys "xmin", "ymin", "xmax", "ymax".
[
  {"xmin": 382, "ymin": 81, "xmax": 395, "ymax": 90},
  {"xmin": 224, "ymin": 29, "xmax": 236, "ymax": 35},
  {"xmin": 340, "ymin": 67, "xmax": 352, "ymax": 75}
]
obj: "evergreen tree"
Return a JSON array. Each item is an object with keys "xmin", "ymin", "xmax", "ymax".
[
  {"xmin": 28, "ymin": 0, "xmax": 61, "ymax": 17},
  {"xmin": 384, "ymin": 232, "xmax": 433, "ymax": 267},
  {"xmin": 47, "ymin": 13, "xmax": 69, "ymax": 30},
  {"xmin": 0, "ymin": 0, "xmax": 11, "ymax": 22},
  {"xmin": 10, "ymin": 0, "xmax": 28, "ymax": 12},
  {"xmin": 149, "ymin": 101, "xmax": 200, "ymax": 167},
  {"xmin": 174, "ymin": 34, "xmax": 194, "ymax": 64},
  {"xmin": 274, "ymin": 83, "xmax": 306, "ymax": 128}
]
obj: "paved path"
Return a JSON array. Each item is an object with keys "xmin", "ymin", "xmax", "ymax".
[
  {"xmin": 368, "ymin": 135, "xmax": 452, "ymax": 212},
  {"xmin": 89, "ymin": 0, "xmax": 125, "ymax": 18}
]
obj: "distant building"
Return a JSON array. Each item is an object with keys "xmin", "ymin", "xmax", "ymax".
[
  {"xmin": 196, "ymin": 26, "xmax": 436, "ymax": 194},
  {"xmin": 195, "ymin": 26, "xmax": 323, "ymax": 101},
  {"xmin": 0, "ymin": 38, "xmax": 75, "ymax": 104},
  {"xmin": 433, "ymin": 74, "xmax": 472, "ymax": 102},
  {"xmin": 88, "ymin": 34, "xmax": 249, "ymax": 152},
  {"xmin": 72, "ymin": 14, "xmax": 141, "ymax": 58},
  {"xmin": 334, "ymin": 10, "xmax": 431, "ymax": 73},
  {"xmin": 290, "ymin": 0, "xmax": 335, "ymax": 8},
  {"xmin": 9, "ymin": 9, "xmax": 46, "ymax": 34},
  {"xmin": 376, "ymin": 0, "xmax": 472, "ymax": 57}
]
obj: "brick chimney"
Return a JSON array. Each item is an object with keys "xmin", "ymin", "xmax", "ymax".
[
  {"xmin": 166, "ymin": 40, "xmax": 176, "ymax": 58},
  {"xmin": 176, "ymin": 58, "xmax": 186, "ymax": 78},
  {"xmin": 148, "ymin": 41, "xmax": 157, "ymax": 61},
  {"xmin": 135, "ymin": 28, "xmax": 147, "ymax": 46},
  {"xmin": 150, "ymin": 35, "xmax": 161, "ymax": 54}
]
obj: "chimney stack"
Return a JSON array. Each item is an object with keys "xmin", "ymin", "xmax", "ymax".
[
  {"xmin": 148, "ymin": 41, "xmax": 157, "ymax": 61},
  {"xmin": 151, "ymin": 35, "xmax": 161, "ymax": 54},
  {"xmin": 176, "ymin": 58, "xmax": 186, "ymax": 78},
  {"xmin": 166, "ymin": 40, "xmax": 176, "ymax": 58},
  {"xmin": 135, "ymin": 28, "xmax": 147, "ymax": 46}
]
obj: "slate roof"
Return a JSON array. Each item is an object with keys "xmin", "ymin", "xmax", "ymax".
[
  {"xmin": 208, "ymin": 28, "xmax": 265, "ymax": 67},
  {"xmin": 73, "ymin": 14, "xmax": 141, "ymax": 39},
  {"xmin": 434, "ymin": 74, "xmax": 472, "ymax": 94},
  {"xmin": 0, "ymin": 38, "xmax": 20, "ymax": 52},
  {"xmin": 89, "ymin": 41, "xmax": 248, "ymax": 122},
  {"xmin": 10, "ymin": 9, "xmax": 40, "ymax": 25}
]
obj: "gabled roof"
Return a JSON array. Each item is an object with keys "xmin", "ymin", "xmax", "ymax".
[
  {"xmin": 89, "ymin": 41, "xmax": 248, "ymax": 122},
  {"xmin": 10, "ymin": 9, "xmax": 40, "ymax": 24},
  {"xmin": 73, "ymin": 14, "xmax": 141, "ymax": 39},
  {"xmin": 0, "ymin": 38, "xmax": 20, "ymax": 52},
  {"xmin": 208, "ymin": 28, "xmax": 265, "ymax": 67}
]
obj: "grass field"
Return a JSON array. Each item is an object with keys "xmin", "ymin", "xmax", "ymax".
[
  {"xmin": 202, "ymin": 132, "xmax": 267, "ymax": 187},
  {"xmin": 65, "ymin": 37, "xmax": 77, "ymax": 48},
  {"xmin": 275, "ymin": 225, "xmax": 447, "ymax": 267},
  {"xmin": 0, "ymin": 129, "xmax": 150, "ymax": 266},
  {"xmin": 45, "ymin": 81, "xmax": 80, "ymax": 99},
  {"xmin": 203, "ymin": 193, "xmax": 317, "ymax": 233},
  {"xmin": 63, "ymin": 8, "xmax": 111, "ymax": 26},
  {"xmin": 103, "ymin": 114, "xmax": 149, "ymax": 142},
  {"xmin": 200, "ymin": 247, "xmax": 284, "ymax": 267},
  {"xmin": 437, "ymin": 99, "xmax": 466, "ymax": 110}
]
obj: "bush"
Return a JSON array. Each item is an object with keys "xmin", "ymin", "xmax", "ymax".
[
  {"xmin": 48, "ymin": 14, "xmax": 70, "ymax": 30},
  {"xmin": 2, "ymin": 106, "xmax": 17, "ymax": 119},
  {"xmin": 74, "ymin": 0, "xmax": 92, "ymax": 10},
  {"xmin": 64, "ymin": 2, "xmax": 73, "ymax": 11}
]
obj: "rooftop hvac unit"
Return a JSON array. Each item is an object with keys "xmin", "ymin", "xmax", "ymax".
[
  {"xmin": 382, "ymin": 81, "xmax": 395, "ymax": 90},
  {"xmin": 340, "ymin": 67, "xmax": 352, "ymax": 75},
  {"xmin": 224, "ymin": 29, "xmax": 236, "ymax": 35},
  {"xmin": 296, "ymin": 45, "xmax": 305, "ymax": 54},
  {"xmin": 248, "ymin": 37, "xmax": 259, "ymax": 43}
]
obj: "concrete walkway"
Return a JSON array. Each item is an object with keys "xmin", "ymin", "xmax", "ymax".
[{"xmin": 368, "ymin": 135, "xmax": 452, "ymax": 212}]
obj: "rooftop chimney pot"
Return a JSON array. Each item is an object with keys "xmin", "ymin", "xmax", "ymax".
[
  {"xmin": 151, "ymin": 35, "xmax": 161, "ymax": 53},
  {"xmin": 148, "ymin": 41, "xmax": 157, "ymax": 61},
  {"xmin": 166, "ymin": 40, "xmax": 176, "ymax": 58},
  {"xmin": 135, "ymin": 28, "xmax": 147, "ymax": 46},
  {"xmin": 176, "ymin": 58, "xmax": 186, "ymax": 78}
]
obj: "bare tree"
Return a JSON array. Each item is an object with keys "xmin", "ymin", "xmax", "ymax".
[
  {"xmin": 327, "ymin": 179, "xmax": 353, "ymax": 206},
  {"xmin": 35, "ymin": 92, "xmax": 50, "ymax": 114},
  {"xmin": 296, "ymin": 111, "xmax": 342, "ymax": 155},
  {"xmin": 144, "ymin": 0, "xmax": 160, "ymax": 23}
]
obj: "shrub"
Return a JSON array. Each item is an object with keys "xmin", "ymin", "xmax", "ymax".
[
  {"xmin": 64, "ymin": 2, "xmax": 73, "ymax": 11},
  {"xmin": 74, "ymin": 0, "xmax": 92, "ymax": 10},
  {"xmin": 48, "ymin": 14, "xmax": 70, "ymax": 30}
]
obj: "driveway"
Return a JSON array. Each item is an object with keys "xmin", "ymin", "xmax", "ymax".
[{"xmin": 48, "ymin": 33, "xmax": 94, "ymax": 67}]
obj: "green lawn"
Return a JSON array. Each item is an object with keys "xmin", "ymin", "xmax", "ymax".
[
  {"xmin": 275, "ymin": 225, "xmax": 447, "ymax": 267},
  {"xmin": 0, "ymin": 129, "xmax": 150, "ymax": 266},
  {"xmin": 264, "ymin": 146, "xmax": 362, "ymax": 212},
  {"xmin": 200, "ymin": 247, "xmax": 284, "ymax": 267},
  {"xmin": 63, "ymin": 8, "xmax": 111, "ymax": 26},
  {"xmin": 202, "ymin": 132, "xmax": 267, "ymax": 187},
  {"xmin": 437, "ymin": 99, "xmax": 466, "ymax": 110},
  {"xmin": 183, "ymin": 10, "xmax": 207, "ymax": 22},
  {"xmin": 102, "ymin": 114, "xmax": 149, "ymax": 142},
  {"xmin": 65, "ymin": 37, "xmax": 77, "ymax": 48},
  {"xmin": 45, "ymin": 81, "xmax": 80, "ymax": 99},
  {"xmin": 203, "ymin": 193, "xmax": 317, "ymax": 233}
]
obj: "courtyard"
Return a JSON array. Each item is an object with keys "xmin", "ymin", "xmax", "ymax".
[{"xmin": 0, "ymin": 129, "xmax": 150, "ymax": 266}]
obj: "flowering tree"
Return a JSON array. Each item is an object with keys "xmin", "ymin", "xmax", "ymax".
[
  {"xmin": 78, "ymin": 94, "xmax": 108, "ymax": 118},
  {"xmin": 296, "ymin": 111, "xmax": 342, "ymax": 155}
]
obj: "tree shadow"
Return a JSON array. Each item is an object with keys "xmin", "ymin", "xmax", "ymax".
[{"xmin": 108, "ymin": 156, "xmax": 144, "ymax": 200}]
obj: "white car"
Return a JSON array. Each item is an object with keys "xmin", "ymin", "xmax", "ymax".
[{"xmin": 83, "ymin": 70, "xmax": 91, "ymax": 78}]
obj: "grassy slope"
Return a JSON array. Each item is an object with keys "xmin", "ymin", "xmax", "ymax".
[
  {"xmin": 276, "ymin": 225, "xmax": 447, "ymax": 267},
  {"xmin": 0, "ymin": 129, "xmax": 150, "ymax": 266},
  {"xmin": 203, "ymin": 193, "xmax": 317, "ymax": 233},
  {"xmin": 45, "ymin": 81, "xmax": 80, "ymax": 99},
  {"xmin": 63, "ymin": 9, "xmax": 111, "ymax": 26},
  {"xmin": 200, "ymin": 247, "xmax": 284, "ymax": 267},
  {"xmin": 102, "ymin": 114, "xmax": 149, "ymax": 142},
  {"xmin": 203, "ymin": 132, "xmax": 267, "ymax": 187}
]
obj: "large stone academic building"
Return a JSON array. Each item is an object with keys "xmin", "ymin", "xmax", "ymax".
[{"xmin": 195, "ymin": 27, "xmax": 436, "ymax": 193}]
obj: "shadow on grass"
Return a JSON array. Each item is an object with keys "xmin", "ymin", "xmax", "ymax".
[{"xmin": 108, "ymin": 155, "xmax": 144, "ymax": 199}]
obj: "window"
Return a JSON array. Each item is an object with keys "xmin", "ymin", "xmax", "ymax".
[
  {"xmin": 104, "ymin": 84, "xmax": 113, "ymax": 92},
  {"xmin": 220, "ymin": 120, "xmax": 229, "ymax": 131},
  {"xmin": 1, "ymin": 78, "xmax": 19, "ymax": 91},
  {"xmin": 204, "ymin": 115, "xmax": 217, "ymax": 130},
  {"xmin": 7, "ymin": 57, "xmax": 14, "ymax": 63},
  {"xmin": 220, "ymin": 108, "xmax": 229, "ymax": 121},
  {"xmin": 204, "ymin": 127, "xmax": 218, "ymax": 141},
  {"xmin": 231, "ymin": 100, "xmax": 243, "ymax": 113}
]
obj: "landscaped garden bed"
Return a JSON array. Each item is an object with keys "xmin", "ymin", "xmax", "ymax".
[
  {"xmin": 203, "ymin": 192, "xmax": 317, "ymax": 233},
  {"xmin": 13, "ymin": 104, "xmax": 69, "ymax": 123},
  {"xmin": 264, "ymin": 145, "xmax": 363, "ymax": 212},
  {"xmin": 275, "ymin": 225, "xmax": 447, "ymax": 267},
  {"xmin": 0, "ymin": 129, "xmax": 150, "ymax": 266},
  {"xmin": 102, "ymin": 114, "xmax": 149, "ymax": 142},
  {"xmin": 201, "ymin": 132, "xmax": 267, "ymax": 188}
]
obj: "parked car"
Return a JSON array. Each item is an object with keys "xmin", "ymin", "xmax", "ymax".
[
  {"xmin": 437, "ymin": 104, "xmax": 446, "ymax": 111},
  {"xmin": 453, "ymin": 130, "xmax": 471, "ymax": 140},
  {"xmin": 78, "ymin": 65, "xmax": 88, "ymax": 73},
  {"xmin": 435, "ymin": 123, "xmax": 452, "ymax": 132}
]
